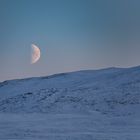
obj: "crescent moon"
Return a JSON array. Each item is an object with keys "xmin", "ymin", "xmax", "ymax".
[{"xmin": 31, "ymin": 44, "xmax": 41, "ymax": 64}]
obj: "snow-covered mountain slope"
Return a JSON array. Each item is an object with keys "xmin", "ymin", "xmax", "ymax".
[{"xmin": 0, "ymin": 66, "xmax": 140, "ymax": 115}]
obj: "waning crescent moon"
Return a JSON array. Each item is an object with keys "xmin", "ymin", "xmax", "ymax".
[{"xmin": 31, "ymin": 44, "xmax": 41, "ymax": 64}]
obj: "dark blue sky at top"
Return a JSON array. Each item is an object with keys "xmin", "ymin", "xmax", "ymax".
[{"xmin": 0, "ymin": 0, "xmax": 140, "ymax": 81}]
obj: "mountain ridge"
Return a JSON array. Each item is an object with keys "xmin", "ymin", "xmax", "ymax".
[{"xmin": 0, "ymin": 66, "xmax": 125, "ymax": 83}]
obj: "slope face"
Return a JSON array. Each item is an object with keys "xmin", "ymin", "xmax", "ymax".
[{"xmin": 0, "ymin": 66, "xmax": 140, "ymax": 115}]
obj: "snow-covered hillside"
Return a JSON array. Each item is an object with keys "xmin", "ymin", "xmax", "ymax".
[
  {"xmin": 0, "ymin": 66, "xmax": 140, "ymax": 115},
  {"xmin": 1, "ymin": 66, "xmax": 140, "ymax": 140}
]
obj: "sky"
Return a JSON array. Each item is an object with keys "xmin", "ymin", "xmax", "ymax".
[{"xmin": 0, "ymin": 0, "xmax": 140, "ymax": 81}]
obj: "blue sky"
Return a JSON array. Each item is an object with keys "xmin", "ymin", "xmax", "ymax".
[{"xmin": 0, "ymin": 0, "xmax": 140, "ymax": 81}]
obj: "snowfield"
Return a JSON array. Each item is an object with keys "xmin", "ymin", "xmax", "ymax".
[
  {"xmin": 0, "ymin": 113, "xmax": 140, "ymax": 140},
  {"xmin": 0, "ymin": 66, "xmax": 140, "ymax": 139}
]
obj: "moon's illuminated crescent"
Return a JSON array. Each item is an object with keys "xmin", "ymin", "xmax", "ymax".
[{"xmin": 31, "ymin": 44, "xmax": 41, "ymax": 64}]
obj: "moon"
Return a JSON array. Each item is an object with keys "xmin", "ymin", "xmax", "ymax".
[{"xmin": 31, "ymin": 44, "xmax": 41, "ymax": 64}]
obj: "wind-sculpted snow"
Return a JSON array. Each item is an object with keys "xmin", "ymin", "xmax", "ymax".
[{"xmin": 0, "ymin": 66, "xmax": 140, "ymax": 115}]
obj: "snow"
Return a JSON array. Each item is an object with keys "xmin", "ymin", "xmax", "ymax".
[
  {"xmin": 0, "ymin": 113, "xmax": 140, "ymax": 140},
  {"xmin": 0, "ymin": 66, "xmax": 140, "ymax": 139}
]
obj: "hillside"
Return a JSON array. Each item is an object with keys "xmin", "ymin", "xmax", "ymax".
[{"xmin": 0, "ymin": 66, "xmax": 140, "ymax": 116}]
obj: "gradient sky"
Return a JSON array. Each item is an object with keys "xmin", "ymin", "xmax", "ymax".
[{"xmin": 0, "ymin": 0, "xmax": 140, "ymax": 81}]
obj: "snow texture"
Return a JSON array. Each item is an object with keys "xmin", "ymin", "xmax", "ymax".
[{"xmin": 0, "ymin": 66, "xmax": 140, "ymax": 139}]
